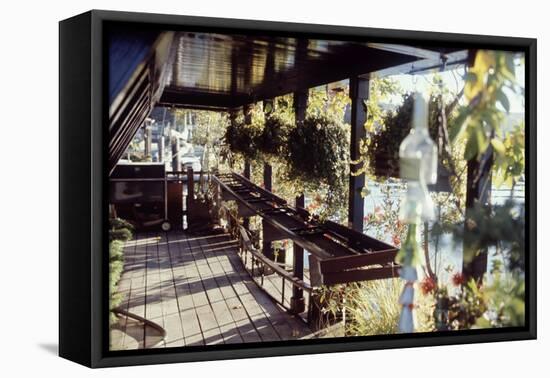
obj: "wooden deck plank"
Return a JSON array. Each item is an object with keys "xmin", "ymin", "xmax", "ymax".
[
  {"xmin": 109, "ymin": 234, "xmax": 137, "ymax": 351},
  {"xmin": 121, "ymin": 232, "xmax": 149, "ymax": 350},
  {"xmin": 182, "ymin": 234, "xmax": 225, "ymax": 344},
  {"xmin": 158, "ymin": 233, "xmax": 185, "ymax": 347},
  {"xmin": 224, "ymin": 248, "xmax": 311, "ymax": 340},
  {"xmin": 169, "ymin": 232, "xmax": 205, "ymax": 346},
  {"xmin": 187, "ymin": 233, "xmax": 250, "ymax": 344},
  {"xmin": 207, "ymin": 237, "xmax": 284, "ymax": 342},
  {"xmin": 144, "ymin": 233, "xmax": 165, "ymax": 348},
  {"xmin": 192, "ymin": 233, "xmax": 277, "ymax": 343},
  {"xmin": 193, "ymin": 234, "xmax": 248, "ymax": 345},
  {"xmin": 110, "ymin": 229, "xmax": 313, "ymax": 351}
]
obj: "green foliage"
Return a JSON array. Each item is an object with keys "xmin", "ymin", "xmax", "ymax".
[
  {"xmin": 287, "ymin": 114, "xmax": 350, "ymax": 219},
  {"xmin": 450, "ymin": 50, "xmax": 522, "ymax": 165},
  {"xmin": 224, "ymin": 116, "xmax": 262, "ymax": 161},
  {"xmin": 108, "ymin": 218, "xmax": 133, "ymax": 326},
  {"xmin": 345, "ymin": 280, "xmax": 404, "ymax": 336},
  {"xmin": 493, "ymin": 122, "xmax": 525, "ymax": 188},
  {"xmin": 109, "ymin": 228, "xmax": 132, "ymax": 242},
  {"xmin": 109, "ymin": 217, "xmax": 134, "ymax": 242},
  {"xmin": 363, "ymin": 182, "xmax": 408, "ymax": 247},
  {"xmin": 109, "ymin": 240, "xmax": 125, "ymax": 324},
  {"xmin": 476, "ymin": 271, "xmax": 525, "ymax": 328},
  {"xmin": 363, "ymin": 78, "xmax": 402, "ymax": 134},
  {"xmin": 318, "ymin": 279, "xmax": 434, "ymax": 335},
  {"xmin": 307, "ymin": 83, "xmax": 350, "ymax": 119},
  {"xmin": 367, "ymin": 93, "xmax": 445, "ymax": 177},
  {"xmin": 352, "ymin": 77, "xmax": 402, "ymax": 182},
  {"xmin": 446, "ymin": 279, "xmax": 487, "ymax": 329},
  {"xmin": 191, "ymin": 111, "xmax": 229, "ymax": 147},
  {"xmin": 256, "ymin": 112, "xmax": 293, "ymax": 161},
  {"xmin": 453, "ymin": 200, "xmax": 525, "ymax": 273},
  {"xmin": 110, "ymin": 217, "xmax": 134, "ymax": 231},
  {"xmin": 222, "ymin": 88, "xmax": 351, "ymax": 221}
]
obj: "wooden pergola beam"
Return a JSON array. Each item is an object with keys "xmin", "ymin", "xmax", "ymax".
[
  {"xmin": 159, "ymin": 87, "xmax": 253, "ymax": 110},
  {"xmin": 242, "ymin": 104, "xmax": 252, "ymax": 180},
  {"xmin": 262, "ymin": 99, "xmax": 275, "ymax": 261},
  {"xmin": 290, "ymin": 89, "xmax": 308, "ymax": 314}
]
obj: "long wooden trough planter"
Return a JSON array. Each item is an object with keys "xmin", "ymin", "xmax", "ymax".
[{"xmin": 211, "ymin": 171, "xmax": 400, "ymax": 287}]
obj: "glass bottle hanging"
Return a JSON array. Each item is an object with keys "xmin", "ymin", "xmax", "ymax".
[
  {"xmin": 396, "ymin": 92, "xmax": 438, "ymax": 333},
  {"xmin": 399, "ymin": 92, "xmax": 438, "ymax": 222}
]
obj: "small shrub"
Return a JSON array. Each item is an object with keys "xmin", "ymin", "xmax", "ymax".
[
  {"xmin": 319, "ymin": 279, "xmax": 435, "ymax": 336},
  {"xmin": 109, "ymin": 240, "xmax": 125, "ymax": 324},
  {"xmin": 108, "ymin": 218, "xmax": 133, "ymax": 326}
]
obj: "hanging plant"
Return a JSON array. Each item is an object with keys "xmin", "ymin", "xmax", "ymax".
[
  {"xmin": 287, "ymin": 114, "xmax": 350, "ymax": 218},
  {"xmin": 224, "ymin": 117, "xmax": 262, "ymax": 162},
  {"xmin": 368, "ymin": 93, "xmax": 450, "ymax": 179},
  {"xmin": 255, "ymin": 112, "xmax": 292, "ymax": 161}
]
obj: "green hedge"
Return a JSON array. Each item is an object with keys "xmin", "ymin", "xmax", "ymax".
[{"xmin": 109, "ymin": 218, "xmax": 133, "ymax": 326}]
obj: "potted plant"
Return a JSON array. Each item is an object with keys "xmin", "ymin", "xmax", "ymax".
[
  {"xmin": 367, "ymin": 93, "xmax": 453, "ymax": 192},
  {"xmin": 224, "ymin": 118, "xmax": 260, "ymax": 161},
  {"xmin": 256, "ymin": 112, "xmax": 292, "ymax": 161},
  {"xmin": 286, "ymin": 114, "xmax": 350, "ymax": 219}
]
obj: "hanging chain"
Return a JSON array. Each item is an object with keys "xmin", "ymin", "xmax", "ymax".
[{"xmin": 438, "ymin": 55, "xmax": 452, "ymax": 159}]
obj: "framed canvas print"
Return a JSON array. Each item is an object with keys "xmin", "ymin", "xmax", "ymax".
[{"xmin": 59, "ymin": 10, "xmax": 536, "ymax": 368}]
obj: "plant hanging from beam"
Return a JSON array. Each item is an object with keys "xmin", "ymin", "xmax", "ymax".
[
  {"xmin": 287, "ymin": 113, "xmax": 350, "ymax": 220},
  {"xmin": 256, "ymin": 97, "xmax": 294, "ymax": 163},
  {"xmin": 223, "ymin": 104, "xmax": 264, "ymax": 162}
]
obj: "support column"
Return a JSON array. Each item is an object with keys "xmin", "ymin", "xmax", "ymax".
[
  {"xmin": 243, "ymin": 104, "xmax": 252, "ymax": 179},
  {"xmin": 262, "ymin": 99, "xmax": 275, "ymax": 261},
  {"xmin": 158, "ymin": 133, "xmax": 165, "ymax": 163},
  {"xmin": 348, "ymin": 77, "xmax": 369, "ymax": 233},
  {"xmin": 462, "ymin": 153, "xmax": 493, "ymax": 282},
  {"xmin": 242, "ymin": 104, "xmax": 252, "ymax": 230},
  {"xmin": 186, "ymin": 167, "xmax": 194, "ymax": 227},
  {"xmin": 144, "ymin": 121, "xmax": 152, "ymax": 159},
  {"xmin": 290, "ymin": 90, "xmax": 308, "ymax": 314},
  {"xmin": 228, "ymin": 109, "xmax": 238, "ymax": 170},
  {"xmin": 171, "ymin": 130, "xmax": 180, "ymax": 172}
]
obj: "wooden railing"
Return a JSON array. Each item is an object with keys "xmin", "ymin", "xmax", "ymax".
[{"xmin": 217, "ymin": 202, "xmax": 314, "ymax": 323}]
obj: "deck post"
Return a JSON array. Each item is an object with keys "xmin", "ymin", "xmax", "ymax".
[
  {"xmin": 348, "ymin": 77, "xmax": 369, "ymax": 233},
  {"xmin": 171, "ymin": 131, "xmax": 180, "ymax": 172},
  {"xmin": 158, "ymin": 133, "xmax": 165, "ymax": 163},
  {"xmin": 186, "ymin": 167, "xmax": 194, "ymax": 226},
  {"xmin": 462, "ymin": 152, "xmax": 493, "ymax": 282},
  {"xmin": 290, "ymin": 89, "xmax": 308, "ymax": 314},
  {"xmin": 228, "ymin": 109, "xmax": 238, "ymax": 170},
  {"xmin": 243, "ymin": 104, "xmax": 252, "ymax": 180},
  {"xmin": 262, "ymin": 99, "xmax": 275, "ymax": 261},
  {"xmin": 242, "ymin": 104, "xmax": 252, "ymax": 229},
  {"xmin": 144, "ymin": 121, "xmax": 152, "ymax": 159}
]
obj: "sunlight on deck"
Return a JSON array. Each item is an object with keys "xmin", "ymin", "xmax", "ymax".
[{"xmin": 110, "ymin": 230, "xmax": 312, "ymax": 350}]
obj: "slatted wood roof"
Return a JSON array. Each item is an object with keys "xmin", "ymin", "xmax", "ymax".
[
  {"xmin": 157, "ymin": 32, "xmax": 464, "ymax": 110},
  {"xmin": 107, "ymin": 26, "xmax": 470, "ymax": 173}
]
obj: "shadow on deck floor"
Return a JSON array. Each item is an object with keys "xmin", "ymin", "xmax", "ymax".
[{"xmin": 110, "ymin": 230, "xmax": 312, "ymax": 350}]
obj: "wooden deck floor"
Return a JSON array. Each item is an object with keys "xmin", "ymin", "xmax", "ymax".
[{"xmin": 110, "ymin": 230, "xmax": 313, "ymax": 350}]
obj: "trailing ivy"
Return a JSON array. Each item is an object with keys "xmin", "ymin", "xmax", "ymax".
[
  {"xmin": 287, "ymin": 114, "xmax": 350, "ymax": 219},
  {"xmin": 224, "ymin": 117, "xmax": 261, "ymax": 162},
  {"xmin": 367, "ymin": 93, "xmax": 448, "ymax": 178},
  {"xmin": 256, "ymin": 112, "xmax": 292, "ymax": 161}
]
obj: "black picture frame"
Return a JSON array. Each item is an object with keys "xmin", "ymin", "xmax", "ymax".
[{"xmin": 59, "ymin": 9, "xmax": 537, "ymax": 368}]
